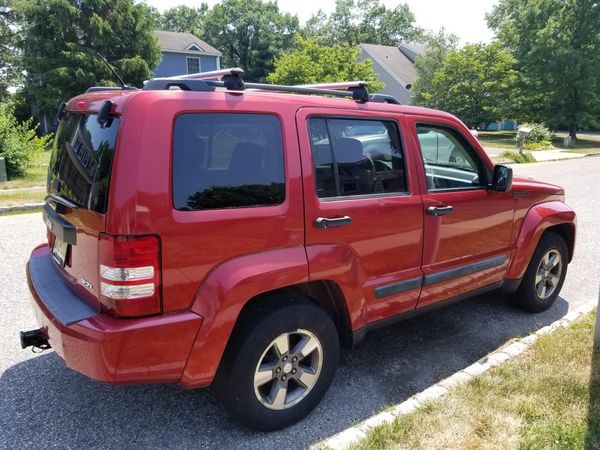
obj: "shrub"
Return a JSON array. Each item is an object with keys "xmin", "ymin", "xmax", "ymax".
[
  {"xmin": 516, "ymin": 122, "xmax": 553, "ymax": 150},
  {"xmin": 501, "ymin": 150, "xmax": 537, "ymax": 163},
  {"xmin": 0, "ymin": 102, "xmax": 52, "ymax": 179}
]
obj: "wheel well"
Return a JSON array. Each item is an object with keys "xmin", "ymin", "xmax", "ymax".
[
  {"xmin": 544, "ymin": 223, "xmax": 574, "ymax": 262},
  {"xmin": 234, "ymin": 281, "xmax": 353, "ymax": 348}
]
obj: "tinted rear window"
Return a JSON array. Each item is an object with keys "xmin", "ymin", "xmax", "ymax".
[
  {"xmin": 48, "ymin": 112, "xmax": 119, "ymax": 213},
  {"xmin": 172, "ymin": 114, "xmax": 285, "ymax": 211}
]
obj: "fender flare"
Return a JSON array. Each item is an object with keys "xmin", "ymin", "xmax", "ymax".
[
  {"xmin": 506, "ymin": 201, "xmax": 576, "ymax": 279},
  {"xmin": 180, "ymin": 247, "xmax": 309, "ymax": 388}
]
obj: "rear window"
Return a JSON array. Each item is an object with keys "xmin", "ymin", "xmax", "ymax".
[
  {"xmin": 48, "ymin": 112, "xmax": 120, "ymax": 213},
  {"xmin": 172, "ymin": 113, "xmax": 285, "ymax": 211}
]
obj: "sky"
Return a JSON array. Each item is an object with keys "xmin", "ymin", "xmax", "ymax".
[{"xmin": 146, "ymin": 0, "xmax": 499, "ymax": 45}]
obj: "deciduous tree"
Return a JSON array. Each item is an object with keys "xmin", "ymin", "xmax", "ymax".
[
  {"xmin": 267, "ymin": 37, "xmax": 384, "ymax": 92},
  {"xmin": 488, "ymin": 0, "xmax": 600, "ymax": 139},
  {"xmin": 413, "ymin": 42, "xmax": 518, "ymax": 127},
  {"xmin": 155, "ymin": 5, "xmax": 207, "ymax": 37},
  {"xmin": 303, "ymin": 0, "xmax": 422, "ymax": 46},
  {"xmin": 202, "ymin": 0, "xmax": 299, "ymax": 82}
]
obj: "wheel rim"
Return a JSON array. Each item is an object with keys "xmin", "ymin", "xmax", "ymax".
[
  {"xmin": 253, "ymin": 329, "xmax": 323, "ymax": 410},
  {"xmin": 535, "ymin": 249, "xmax": 563, "ymax": 300}
]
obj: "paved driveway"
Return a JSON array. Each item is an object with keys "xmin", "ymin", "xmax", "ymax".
[{"xmin": 1, "ymin": 157, "xmax": 598, "ymax": 449}]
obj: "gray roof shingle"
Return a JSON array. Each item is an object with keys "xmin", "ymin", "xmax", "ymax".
[
  {"xmin": 154, "ymin": 30, "xmax": 222, "ymax": 56},
  {"xmin": 360, "ymin": 43, "xmax": 419, "ymax": 87}
]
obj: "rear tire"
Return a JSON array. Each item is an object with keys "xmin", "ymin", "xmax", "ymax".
[
  {"xmin": 214, "ymin": 294, "xmax": 339, "ymax": 431},
  {"xmin": 511, "ymin": 232, "xmax": 568, "ymax": 313}
]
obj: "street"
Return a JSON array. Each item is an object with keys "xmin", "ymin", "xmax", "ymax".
[{"xmin": 1, "ymin": 157, "xmax": 599, "ymax": 449}]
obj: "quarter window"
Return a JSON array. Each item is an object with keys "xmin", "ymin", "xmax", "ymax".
[
  {"xmin": 308, "ymin": 118, "xmax": 407, "ymax": 198},
  {"xmin": 172, "ymin": 114, "xmax": 285, "ymax": 211},
  {"xmin": 416, "ymin": 125, "xmax": 484, "ymax": 191}
]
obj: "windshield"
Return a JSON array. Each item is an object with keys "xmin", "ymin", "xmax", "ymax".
[{"xmin": 48, "ymin": 112, "xmax": 120, "ymax": 213}]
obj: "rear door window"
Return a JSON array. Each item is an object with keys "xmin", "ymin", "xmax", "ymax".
[
  {"xmin": 172, "ymin": 114, "xmax": 285, "ymax": 210},
  {"xmin": 48, "ymin": 112, "xmax": 120, "ymax": 213}
]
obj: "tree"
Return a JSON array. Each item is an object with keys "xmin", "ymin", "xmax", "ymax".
[
  {"xmin": 0, "ymin": 2, "xmax": 20, "ymax": 99},
  {"xmin": 411, "ymin": 29, "xmax": 459, "ymax": 107},
  {"xmin": 156, "ymin": 5, "xmax": 208, "ymax": 37},
  {"xmin": 15, "ymin": 0, "xmax": 161, "ymax": 131},
  {"xmin": 202, "ymin": 0, "xmax": 299, "ymax": 82},
  {"xmin": 267, "ymin": 37, "xmax": 384, "ymax": 92},
  {"xmin": 303, "ymin": 0, "xmax": 422, "ymax": 47},
  {"xmin": 412, "ymin": 43, "xmax": 518, "ymax": 127},
  {"xmin": 488, "ymin": 0, "xmax": 600, "ymax": 139}
]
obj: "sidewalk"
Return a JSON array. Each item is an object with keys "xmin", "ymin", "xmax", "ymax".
[{"xmin": 483, "ymin": 146, "xmax": 593, "ymax": 162}]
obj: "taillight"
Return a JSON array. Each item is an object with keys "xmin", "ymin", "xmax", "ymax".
[{"xmin": 98, "ymin": 234, "xmax": 161, "ymax": 317}]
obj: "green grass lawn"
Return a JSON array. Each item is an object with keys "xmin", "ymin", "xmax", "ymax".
[
  {"xmin": 0, "ymin": 190, "xmax": 45, "ymax": 207},
  {"xmin": 352, "ymin": 312, "xmax": 599, "ymax": 450},
  {"xmin": 478, "ymin": 131, "xmax": 519, "ymax": 149},
  {"xmin": 479, "ymin": 130, "xmax": 600, "ymax": 153},
  {"xmin": 0, "ymin": 151, "xmax": 50, "ymax": 190}
]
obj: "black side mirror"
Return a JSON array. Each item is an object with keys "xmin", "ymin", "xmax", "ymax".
[{"xmin": 493, "ymin": 165, "xmax": 513, "ymax": 192}]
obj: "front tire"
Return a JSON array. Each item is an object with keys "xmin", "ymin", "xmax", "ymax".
[
  {"xmin": 214, "ymin": 295, "xmax": 339, "ymax": 431},
  {"xmin": 511, "ymin": 232, "xmax": 568, "ymax": 312}
]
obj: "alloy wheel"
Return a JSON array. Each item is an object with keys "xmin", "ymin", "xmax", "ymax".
[{"xmin": 253, "ymin": 329, "xmax": 323, "ymax": 410}]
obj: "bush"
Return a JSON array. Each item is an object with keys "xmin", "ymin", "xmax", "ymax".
[
  {"xmin": 0, "ymin": 102, "xmax": 52, "ymax": 179},
  {"xmin": 501, "ymin": 150, "xmax": 537, "ymax": 163},
  {"xmin": 516, "ymin": 122, "xmax": 553, "ymax": 150}
]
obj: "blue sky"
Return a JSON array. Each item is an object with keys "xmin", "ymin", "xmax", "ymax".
[{"xmin": 146, "ymin": 0, "xmax": 499, "ymax": 45}]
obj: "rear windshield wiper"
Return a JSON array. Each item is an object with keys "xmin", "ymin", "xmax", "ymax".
[{"xmin": 45, "ymin": 193, "xmax": 80, "ymax": 210}]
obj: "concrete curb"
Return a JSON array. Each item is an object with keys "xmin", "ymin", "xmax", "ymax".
[
  {"xmin": 313, "ymin": 299, "xmax": 597, "ymax": 450},
  {"xmin": 0, "ymin": 202, "xmax": 44, "ymax": 215}
]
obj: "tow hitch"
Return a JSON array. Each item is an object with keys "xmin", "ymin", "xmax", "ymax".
[{"xmin": 20, "ymin": 328, "xmax": 51, "ymax": 350}]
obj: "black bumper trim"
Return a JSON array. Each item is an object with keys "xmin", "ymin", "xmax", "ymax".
[{"xmin": 28, "ymin": 254, "xmax": 97, "ymax": 326}]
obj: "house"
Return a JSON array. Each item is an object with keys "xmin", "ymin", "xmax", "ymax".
[
  {"xmin": 358, "ymin": 43, "xmax": 426, "ymax": 104},
  {"xmin": 153, "ymin": 30, "xmax": 222, "ymax": 77}
]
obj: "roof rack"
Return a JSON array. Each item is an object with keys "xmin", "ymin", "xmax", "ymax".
[{"xmin": 142, "ymin": 67, "xmax": 401, "ymax": 104}]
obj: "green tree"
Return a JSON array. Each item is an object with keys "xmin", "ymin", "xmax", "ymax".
[
  {"xmin": 413, "ymin": 43, "xmax": 518, "ymax": 127},
  {"xmin": 303, "ymin": 0, "xmax": 422, "ymax": 46},
  {"xmin": 202, "ymin": 0, "xmax": 299, "ymax": 82},
  {"xmin": 0, "ymin": 100, "xmax": 52, "ymax": 178},
  {"xmin": 15, "ymin": 0, "xmax": 161, "ymax": 131},
  {"xmin": 156, "ymin": 5, "xmax": 208, "ymax": 37},
  {"xmin": 488, "ymin": 0, "xmax": 600, "ymax": 139},
  {"xmin": 0, "ymin": 2, "xmax": 20, "ymax": 99},
  {"xmin": 267, "ymin": 37, "xmax": 384, "ymax": 92},
  {"xmin": 411, "ymin": 29, "xmax": 459, "ymax": 106}
]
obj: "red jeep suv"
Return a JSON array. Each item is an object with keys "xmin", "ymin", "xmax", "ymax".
[{"xmin": 21, "ymin": 69, "xmax": 576, "ymax": 430}]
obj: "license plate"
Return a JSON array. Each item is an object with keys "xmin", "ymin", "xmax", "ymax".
[{"xmin": 52, "ymin": 236, "xmax": 68, "ymax": 267}]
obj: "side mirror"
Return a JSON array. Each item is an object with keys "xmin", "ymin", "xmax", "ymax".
[{"xmin": 493, "ymin": 165, "xmax": 513, "ymax": 192}]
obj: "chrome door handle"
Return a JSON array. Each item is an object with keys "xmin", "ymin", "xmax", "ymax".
[
  {"xmin": 315, "ymin": 216, "xmax": 352, "ymax": 229},
  {"xmin": 427, "ymin": 205, "xmax": 454, "ymax": 216}
]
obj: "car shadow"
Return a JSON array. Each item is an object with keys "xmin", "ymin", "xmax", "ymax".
[{"xmin": 1, "ymin": 292, "xmax": 569, "ymax": 449}]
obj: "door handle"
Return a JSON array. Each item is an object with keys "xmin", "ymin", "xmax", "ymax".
[
  {"xmin": 427, "ymin": 205, "xmax": 454, "ymax": 216},
  {"xmin": 315, "ymin": 216, "xmax": 352, "ymax": 229}
]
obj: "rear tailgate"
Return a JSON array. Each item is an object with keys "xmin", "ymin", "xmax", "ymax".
[{"xmin": 44, "ymin": 110, "xmax": 120, "ymax": 311}]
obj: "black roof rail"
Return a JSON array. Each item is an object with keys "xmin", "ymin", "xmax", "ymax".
[
  {"xmin": 85, "ymin": 86, "xmax": 138, "ymax": 93},
  {"xmin": 141, "ymin": 67, "xmax": 402, "ymax": 104}
]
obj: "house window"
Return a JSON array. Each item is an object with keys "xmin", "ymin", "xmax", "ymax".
[{"xmin": 186, "ymin": 57, "xmax": 200, "ymax": 74}]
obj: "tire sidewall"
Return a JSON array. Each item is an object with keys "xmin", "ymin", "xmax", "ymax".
[
  {"xmin": 215, "ymin": 301, "xmax": 339, "ymax": 431},
  {"xmin": 518, "ymin": 233, "xmax": 568, "ymax": 312}
]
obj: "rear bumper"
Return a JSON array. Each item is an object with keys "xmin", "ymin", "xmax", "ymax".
[{"xmin": 26, "ymin": 245, "xmax": 203, "ymax": 384}]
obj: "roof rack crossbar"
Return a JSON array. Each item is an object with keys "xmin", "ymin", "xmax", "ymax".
[
  {"xmin": 142, "ymin": 67, "xmax": 402, "ymax": 104},
  {"xmin": 207, "ymin": 80, "xmax": 366, "ymax": 101},
  {"xmin": 165, "ymin": 68, "xmax": 244, "ymax": 81}
]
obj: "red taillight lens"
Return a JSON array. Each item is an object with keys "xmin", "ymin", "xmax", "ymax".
[{"xmin": 98, "ymin": 234, "xmax": 161, "ymax": 317}]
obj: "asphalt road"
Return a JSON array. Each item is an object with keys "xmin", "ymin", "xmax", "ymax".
[{"xmin": 1, "ymin": 157, "xmax": 599, "ymax": 449}]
